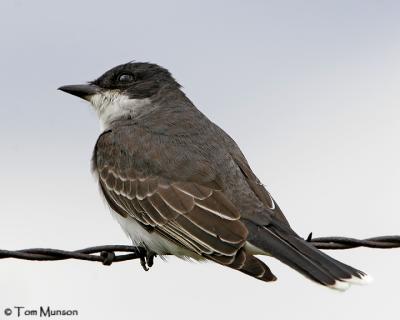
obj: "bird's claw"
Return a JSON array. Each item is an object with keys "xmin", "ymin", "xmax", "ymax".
[{"xmin": 136, "ymin": 247, "xmax": 157, "ymax": 271}]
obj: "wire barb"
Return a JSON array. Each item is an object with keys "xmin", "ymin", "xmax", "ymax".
[{"xmin": 1, "ymin": 235, "xmax": 399, "ymax": 266}]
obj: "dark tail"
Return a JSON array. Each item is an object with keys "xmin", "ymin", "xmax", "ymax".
[{"xmin": 244, "ymin": 221, "xmax": 371, "ymax": 290}]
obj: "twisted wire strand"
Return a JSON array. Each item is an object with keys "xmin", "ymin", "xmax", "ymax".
[{"xmin": 1, "ymin": 235, "xmax": 399, "ymax": 266}]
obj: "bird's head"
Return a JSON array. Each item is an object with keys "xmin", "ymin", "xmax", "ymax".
[{"xmin": 58, "ymin": 62, "xmax": 180, "ymax": 129}]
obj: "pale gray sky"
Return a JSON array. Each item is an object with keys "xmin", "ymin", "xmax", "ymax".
[{"xmin": 0, "ymin": 1, "xmax": 399, "ymax": 319}]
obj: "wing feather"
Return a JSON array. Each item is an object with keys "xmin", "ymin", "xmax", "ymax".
[
  {"xmin": 234, "ymin": 156, "xmax": 290, "ymax": 225},
  {"xmin": 148, "ymin": 193, "xmax": 180, "ymax": 220},
  {"xmin": 195, "ymin": 190, "xmax": 240, "ymax": 220},
  {"xmin": 93, "ymin": 128, "xmax": 280, "ymax": 283},
  {"xmin": 136, "ymin": 179, "xmax": 149, "ymax": 200},
  {"xmin": 138, "ymin": 198, "xmax": 168, "ymax": 225},
  {"xmin": 157, "ymin": 186, "xmax": 195, "ymax": 213},
  {"xmin": 174, "ymin": 215, "xmax": 239, "ymax": 255},
  {"xmin": 185, "ymin": 206, "xmax": 248, "ymax": 244},
  {"xmin": 173, "ymin": 182, "xmax": 213, "ymax": 200},
  {"xmin": 98, "ymin": 165, "xmax": 247, "ymax": 261}
]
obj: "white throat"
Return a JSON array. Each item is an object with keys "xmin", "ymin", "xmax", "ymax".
[{"xmin": 89, "ymin": 90, "xmax": 151, "ymax": 130}]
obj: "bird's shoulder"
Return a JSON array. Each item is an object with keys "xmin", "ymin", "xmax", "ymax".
[
  {"xmin": 92, "ymin": 123, "xmax": 221, "ymax": 187},
  {"xmin": 92, "ymin": 116, "xmax": 289, "ymax": 226}
]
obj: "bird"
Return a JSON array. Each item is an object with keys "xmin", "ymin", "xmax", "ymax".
[{"xmin": 59, "ymin": 61, "xmax": 371, "ymax": 290}]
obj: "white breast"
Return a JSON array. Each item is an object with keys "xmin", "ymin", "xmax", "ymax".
[{"xmin": 89, "ymin": 91, "xmax": 151, "ymax": 130}]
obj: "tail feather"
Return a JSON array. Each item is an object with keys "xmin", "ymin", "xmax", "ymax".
[
  {"xmin": 208, "ymin": 248, "xmax": 277, "ymax": 282},
  {"xmin": 245, "ymin": 221, "xmax": 371, "ymax": 290}
]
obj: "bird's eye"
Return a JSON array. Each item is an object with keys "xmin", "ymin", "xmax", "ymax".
[{"xmin": 118, "ymin": 73, "xmax": 135, "ymax": 83}]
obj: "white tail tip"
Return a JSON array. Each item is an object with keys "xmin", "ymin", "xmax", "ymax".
[
  {"xmin": 329, "ymin": 273, "xmax": 373, "ymax": 291},
  {"xmin": 348, "ymin": 273, "xmax": 374, "ymax": 285}
]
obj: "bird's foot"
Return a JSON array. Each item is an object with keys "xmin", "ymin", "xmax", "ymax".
[{"xmin": 136, "ymin": 247, "xmax": 157, "ymax": 271}]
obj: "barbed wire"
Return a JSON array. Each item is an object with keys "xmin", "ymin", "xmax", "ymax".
[{"xmin": 1, "ymin": 234, "xmax": 399, "ymax": 268}]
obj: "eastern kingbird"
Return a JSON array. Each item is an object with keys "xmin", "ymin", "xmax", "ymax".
[{"xmin": 59, "ymin": 62, "xmax": 371, "ymax": 290}]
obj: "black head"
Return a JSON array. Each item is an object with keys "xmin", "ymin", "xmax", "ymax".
[{"xmin": 58, "ymin": 62, "xmax": 180, "ymax": 100}]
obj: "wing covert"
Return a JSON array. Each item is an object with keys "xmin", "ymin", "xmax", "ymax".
[{"xmin": 98, "ymin": 164, "xmax": 248, "ymax": 258}]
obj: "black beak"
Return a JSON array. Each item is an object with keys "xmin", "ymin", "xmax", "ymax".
[{"xmin": 58, "ymin": 84, "xmax": 100, "ymax": 101}]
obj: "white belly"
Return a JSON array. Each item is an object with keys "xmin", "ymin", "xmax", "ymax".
[{"xmin": 109, "ymin": 209, "xmax": 201, "ymax": 259}]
